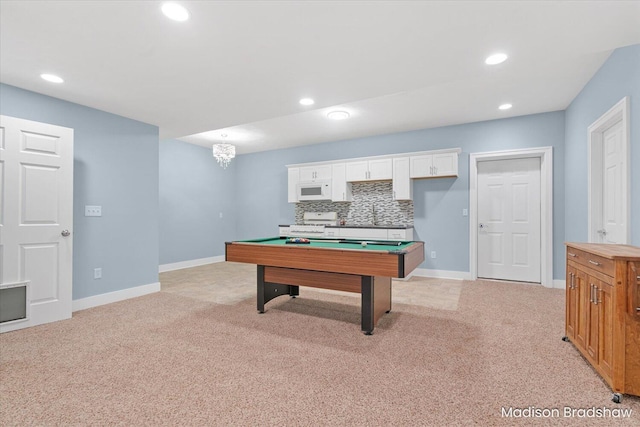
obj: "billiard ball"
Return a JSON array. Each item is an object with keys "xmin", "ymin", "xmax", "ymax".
[{"xmin": 361, "ymin": 242, "xmax": 367, "ymax": 247}]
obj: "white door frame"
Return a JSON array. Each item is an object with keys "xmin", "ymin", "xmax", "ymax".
[
  {"xmin": 470, "ymin": 147, "xmax": 553, "ymax": 287},
  {"xmin": 587, "ymin": 96, "xmax": 630, "ymax": 244}
]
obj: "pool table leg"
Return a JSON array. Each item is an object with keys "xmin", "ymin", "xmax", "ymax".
[
  {"xmin": 361, "ymin": 276, "xmax": 392, "ymax": 335},
  {"xmin": 256, "ymin": 265, "xmax": 299, "ymax": 313}
]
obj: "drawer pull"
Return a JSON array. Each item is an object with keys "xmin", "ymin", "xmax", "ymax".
[
  {"xmin": 588, "ymin": 260, "xmax": 601, "ymax": 266},
  {"xmin": 568, "ymin": 252, "xmax": 577, "ymax": 257}
]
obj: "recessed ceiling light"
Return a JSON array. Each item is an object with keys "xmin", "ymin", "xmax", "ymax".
[
  {"xmin": 41, "ymin": 73, "xmax": 64, "ymax": 83},
  {"xmin": 162, "ymin": 2, "xmax": 189, "ymax": 21},
  {"xmin": 327, "ymin": 111, "xmax": 350, "ymax": 120},
  {"xmin": 299, "ymin": 98, "xmax": 315, "ymax": 106},
  {"xmin": 485, "ymin": 53, "xmax": 508, "ymax": 65},
  {"xmin": 498, "ymin": 103, "xmax": 513, "ymax": 110}
]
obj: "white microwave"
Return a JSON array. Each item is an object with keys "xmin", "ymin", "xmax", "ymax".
[{"xmin": 297, "ymin": 181, "xmax": 331, "ymax": 201}]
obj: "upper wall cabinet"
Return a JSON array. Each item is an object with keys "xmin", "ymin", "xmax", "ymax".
[
  {"xmin": 345, "ymin": 158, "xmax": 392, "ymax": 182},
  {"xmin": 287, "ymin": 167, "xmax": 300, "ymax": 203},
  {"xmin": 410, "ymin": 150, "xmax": 459, "ymax": 178},
  {"xmin": 331, "ymin": 163, "xmax": 353, "ymax": 202},
  {"xmin": 299, "ymin": 165, "xmax": 332, "ymax": 182}
]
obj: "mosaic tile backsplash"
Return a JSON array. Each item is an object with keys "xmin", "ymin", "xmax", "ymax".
[{"xmin": 294, "ymin": 181, "xmax": 414, "ymax": 225}]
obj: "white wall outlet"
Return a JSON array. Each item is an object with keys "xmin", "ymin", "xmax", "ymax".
[
  {"xmin": 462, "ymin": 208, "xmax": 468, "ymax": 216},
  {"xmin": 85, "ymin": 205, "xmax": 102, "ymax": 217},
  {"xmin": 219, "ymin": 212, "xmax": 223, "ymax": 218},
  {"xmin": 94, "ymin": 268, "xmax": 102, "ymax": 279},
  {"xmin": 431, "ymin": 251, "xmax": 437, "ymax": 259}
]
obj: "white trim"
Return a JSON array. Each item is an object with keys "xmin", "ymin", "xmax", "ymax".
[
  {"xmin": 159, "ymin": 255, "xmax": 224, "ymax": 273},
  {"xmin": 412, "ymin": 268, "xmax": 472, "ymax": 281},
  {"xmin": 469, "ymin": 147, "xmax": 554, "ymax": 288},
  {"xmin": 553, "ymin": 279, "xmax": 566, "ymax": 290},
  {"xmin": 587, "ymin": 96, "xmax": 630, "ymax": 244},
  {"xmin": 0, "ymin": 281, "xmax": 31, "ymax": 330},
  {"xmin": 72, "ymin": 282, "xmax": 160, "ymax": 312}
]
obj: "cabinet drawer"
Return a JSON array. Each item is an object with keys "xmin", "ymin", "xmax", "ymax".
[
  {"xmin": 339, "ymin": 228, "xmax": 388, "ymax": 240},
  {"xmin": 566, "ymin": 247, "xmax": 614, "ymax": 277}
]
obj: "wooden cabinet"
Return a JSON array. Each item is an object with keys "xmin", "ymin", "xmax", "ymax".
[
  {"xmin": 345, "ymin": 158, "xmax": 392, "ymax": 182},
  {"xmin": 331, "ymin": 163, "xmax": 352, "ymax": 202},
  {"xmin": 410, "ymin": 150, "xmax": 459, "ymax": 178},
  {"xmin": 392, "ymin": 157, "xmax": 412, "ymax": 200},
  {"xmin": 564, "ymin": 243, "xmax": 640, "ymax": 400},
  {"xmin": 299, "ymin": 165, "xmax": 331, "ymax": 182}
]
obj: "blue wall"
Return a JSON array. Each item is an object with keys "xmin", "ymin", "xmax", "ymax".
[
  {"xmin": 236, "ymin": 111, "xmax": 566, "ymax": 278},
  {"xmin": 565, "ymin": 44, "xmax": 640, "ymax": 245},
  {"xmin": 0, "ymin": 84, "xmax": 160, "ymax": 300},
  {"xmin": 159, "ymin": 139, "xmax": 237, "ymax": 264}
]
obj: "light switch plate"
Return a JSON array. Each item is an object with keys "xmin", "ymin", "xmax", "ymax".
[{"xmin": 85, "ymin": 205, "xmax": 102, "ymax": 217}]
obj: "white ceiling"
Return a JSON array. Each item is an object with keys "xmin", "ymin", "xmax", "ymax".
[{"xmin": 1, "ymin": 1, "xmax": 639, "ymax": 154}]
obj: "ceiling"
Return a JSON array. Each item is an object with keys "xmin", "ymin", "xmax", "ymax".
[{"xmin": 1, "ymin": 1, "xmax": 639, "ymax": 155}]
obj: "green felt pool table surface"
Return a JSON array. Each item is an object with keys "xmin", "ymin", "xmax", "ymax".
[{"xmin": 235, "ymin": 236, "xmax": 416, "ymax": 252}]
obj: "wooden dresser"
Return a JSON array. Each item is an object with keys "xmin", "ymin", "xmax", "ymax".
[{"xmin": 564, "ymin": 243, "xmax": 640, "ymax": 402}]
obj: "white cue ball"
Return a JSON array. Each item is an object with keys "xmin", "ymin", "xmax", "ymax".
[{"xmin": 361, "ymin": 242, "xmax": 367, "ymax": 247}]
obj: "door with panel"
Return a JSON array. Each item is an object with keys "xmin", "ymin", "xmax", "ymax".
[
  {"xmin": 477, "ymin": 157, "xmax": 541, "ymax": 282},
  {"xmin": 0, "ymin": 115, "xmax": 74, "ymax": 332}
]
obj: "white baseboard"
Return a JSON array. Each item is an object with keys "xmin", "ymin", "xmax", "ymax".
[
  {"xmin": 159, "ymin": 255, "xmax": 224, "ymax": 273},
  {"xmin": 412, "ymin": 268, "xmax": 472, "ymax": 280},
  {"xmin": 553, "ymin": 279, "xmax": 566, "ymax": 289},
  {"xmin": 72, "ymin": 282, "xmax": 161, "ymax": 312}
]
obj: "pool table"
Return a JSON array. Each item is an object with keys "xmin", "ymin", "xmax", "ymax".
[{"xmin": 225, "ymin": 237, "xmax": 424, "ymax": 334}]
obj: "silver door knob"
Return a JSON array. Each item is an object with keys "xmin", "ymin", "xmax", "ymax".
[
  {"xmin": 479, "ymin": 223, "xmax": 487, "ymax": 229},
  {"xmin": 61, "ymin": 230, "xmax": 70, "ymax": 237},
  {"xmin": 597, "ymin": 229, "xmax": 607, "ymax": 236}
]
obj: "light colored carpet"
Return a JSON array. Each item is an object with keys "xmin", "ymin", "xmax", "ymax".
[{"xmin": 1, "ymin": 263, "xmax": 638, "ymax": 426}]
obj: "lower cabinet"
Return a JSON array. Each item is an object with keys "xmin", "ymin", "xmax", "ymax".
[{"xmin": 565, "ymin": 243, "xmax": 640, "ymax": 399}]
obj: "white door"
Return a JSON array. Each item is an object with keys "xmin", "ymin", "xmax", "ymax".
[
  {"xmin": 0, "ymin": 115, "xmax": 74, "ymax": 333},
  {"xmin": 477, "ymin": 158, "xmax": 541, "ymax": 283},
  {"xmin": 599, "ymin": 120, "xmax": 624, "ymax": 243}
]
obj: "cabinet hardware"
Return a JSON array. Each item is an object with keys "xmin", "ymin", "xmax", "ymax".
[
  {"xmin": 570, "ymin": 273, "xmax": 575, "ymax": 289},
  {"xmin": 590, "ymin": 284, "xmax": 595, "ymax": 303},
  {"xmin": 588, "ymin": 260, "xmax": 601, "ymax": 266},
  {"xmin": 597, "ymin": 288, "xmax": 602, "ymax": 305},
  {"xmin": 433, "ymin": 167, "xmax": 437, "ymax": 175},
  {"xmin": 568, "ymin": 252, "xmax": 577, "ymax": 257}
]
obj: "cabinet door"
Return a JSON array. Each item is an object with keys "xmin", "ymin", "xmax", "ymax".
[
  {"xmin": 299, "ymin": 166, "xmax": 330, "ymax": 182},
  {"xmin": 345, "ymin": 161, "xmax": 369, "ymax": 182},
  {"xmin": 432, "ymin": 152, "xmax": 458, "ymax": 177},
  {"xmin": 574, "ymin": 269, "xmax": 589, "ymax": 351},
  {"xmin": 298, "ymin": 166, "xmax": 316, "ymax": 182},
  {"xmin": 387, "ymin": 229, "xmax": 407, "ymax": 241},
  {"xmin": 392, "ymin": 157, "xmax": 412, "ymax": 200},
  {"xmin": 586, "ymin": 276, "xmax": 600, "ymax": 363},
  {"xmin": 287, "ymin": 167, "xmax": 299, "ymax": 203},
  {"xmin": 368, "ymin": 158, "xmax": 392, "ymax": 180},
  {"xmin": 331, "ymin": 163, "xmax": 352, "ymax": 202},
  {"xmin": 410, "ymin": 154, "xmax": 433, "ymax": 178},
  {"xmin": 597, "ymin": 279, "xmax": 614, "ymax": 381},
  {"xmin": 315, "ymin": 165, "xmax": 332, "ymax": 181},
  {"xmin": 566, "ymin": 265, "xmax": 578, "ymax": 339}
]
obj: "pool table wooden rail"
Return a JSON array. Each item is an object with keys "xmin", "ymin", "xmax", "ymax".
[{"xmin": 225, "ymin": 240, "xmax": 424, "ymax": 278}]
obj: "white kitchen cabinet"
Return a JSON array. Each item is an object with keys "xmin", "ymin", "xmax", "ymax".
[
  {"xmin": 287, "ymin": 167, "xmax": 299, "ymax": 203},
  {"xmin": 331, "ymin": 163, "xmax": 352, "ymax": 202},
  {"xmin": 392, "ymin": 157, "xmax": 412, "ymax": 200},
  {"xmin": 299, "ymin": 164, "xmax": 332, "ymax": 182},
  {"xmin": 345, "ymin": 158, "xmax": 392, "ymax": 182},
  {"xmin": 410, "ymin": 150, "xmax": 459, "ymax": 178}
]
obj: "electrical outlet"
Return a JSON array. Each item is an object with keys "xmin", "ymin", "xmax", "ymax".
[
  {"xmin": 462, "ymin": 208, "xmax": 468, "ymax": 216},
  {"xmin": 219, "ymin": 212, "xmax": 223, "ymax": 218},
  {"xmin": 85, "ymin": 205, "xmax": 102, "ymax": 217},
  {"xmin": 94, "ymin": 268, "xmax": 102, "ymax": 279},
  {"xmin": 431, "ymin": 251, "xmax": 436, "ymax": 259}
]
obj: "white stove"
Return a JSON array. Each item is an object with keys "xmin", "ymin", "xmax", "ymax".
[{"xmin": 281, "ymin": 212, "xmax": 338, "ymax": 237}]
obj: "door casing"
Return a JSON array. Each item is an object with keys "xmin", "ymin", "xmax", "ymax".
[
  {"xmin": 470, "ymin": 147, "xmax": 553, "ymax": 288},
  {"xmin": 587, "ymin": 96, "xmax": 630, "ymax": 244}
]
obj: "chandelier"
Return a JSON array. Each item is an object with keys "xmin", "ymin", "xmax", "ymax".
[{"xmin": 212, "ymin": 143, "xmax": 236, "ymax": 168}]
